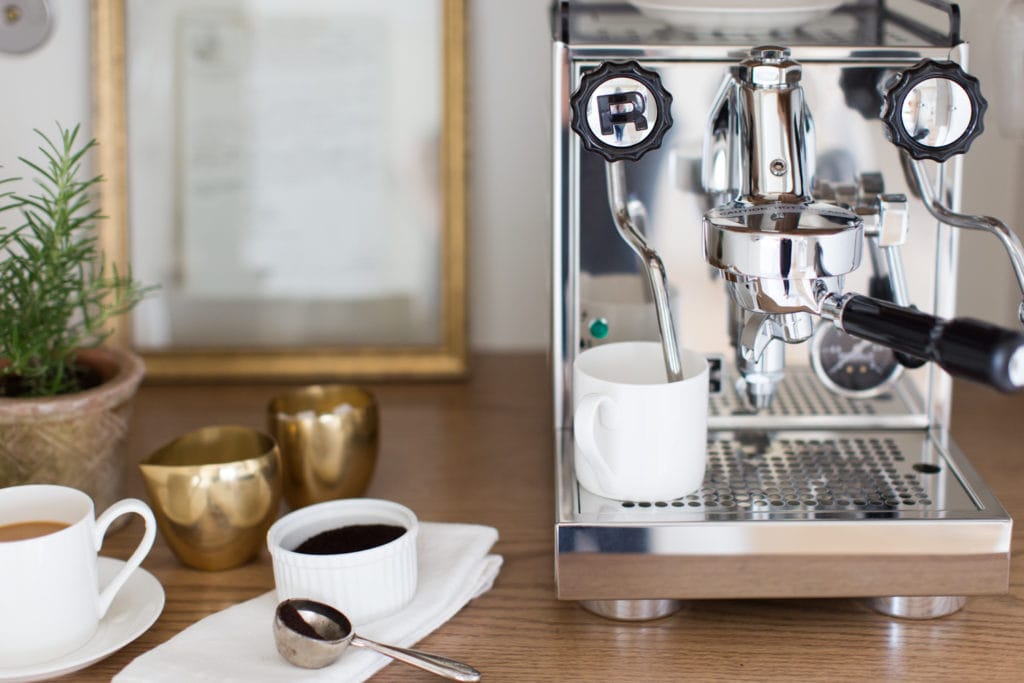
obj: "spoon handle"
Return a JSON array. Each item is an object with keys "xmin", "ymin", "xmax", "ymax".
[{"xmin": 350, "ymin": 635, "xmax": 481, "ymax": 682}]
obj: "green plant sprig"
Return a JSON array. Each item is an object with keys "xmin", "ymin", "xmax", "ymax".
[{"xmin": 0, "ymin": 124, "xmax": 154, "ymax": 397}]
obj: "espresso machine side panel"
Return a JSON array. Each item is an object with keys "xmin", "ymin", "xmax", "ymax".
[
  {"xmin": 556, "ymin": 47, "xmax": 965, "ymax": 433},
  {"xmin": 552, "ymin": 40, "xmax": 573, "ymax": 430}
]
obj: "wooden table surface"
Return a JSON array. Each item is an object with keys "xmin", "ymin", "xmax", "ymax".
[{"xmin": 79, "ymin": 353, "xmax": 1024, "ymax": 681}]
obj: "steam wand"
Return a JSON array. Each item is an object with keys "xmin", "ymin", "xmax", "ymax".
[
  {"xmin": 570, "ymin": 61, "xmax": 683, "ymax": 381},
  {"xmin": 881, "ymin": 58, "xmax": 1024, "ymax": 326},
  {"xmin": 904, "ymin": 155, "xmax": 1024, "ymax": 325},
  {"xmin": 604, "ymin": 161, "xmax": 682, "ymax": 381}
]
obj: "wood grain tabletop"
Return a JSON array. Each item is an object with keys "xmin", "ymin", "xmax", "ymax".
[{"xmin": 72, "ymin": 353, "xmax": 1024, "ymax": 681}]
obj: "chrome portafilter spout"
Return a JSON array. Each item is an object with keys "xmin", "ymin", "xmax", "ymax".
[
  {"xmin": 570, "ymin": 61, "xmax": 683, "ymax": 381},
  {"xmin": 705, "ymin": 199, "xmax": 866, "ymax": 410}
]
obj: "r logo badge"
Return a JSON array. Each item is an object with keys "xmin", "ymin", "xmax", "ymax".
[
  {"xmin": 597, "ymin": 91, "xmax": 648, "ymax": 137},
  {"xmin": 569, "ymin": 61, "xmax": 673, "ymax": 161}
]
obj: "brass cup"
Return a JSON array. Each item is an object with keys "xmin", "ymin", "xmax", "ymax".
[
  {"xmin": 267, "ymin": 385, "xmax": 379, "ymax": 510},
  {"xmin": 139, "ymin": 425, "xmax": 282, "ymax": 571}
]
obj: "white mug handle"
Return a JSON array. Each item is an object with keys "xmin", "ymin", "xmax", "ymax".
[
  {"xmin": 93, "ymin": 498, "xmax": 157, "ymax": 618},
  {"xmin": 574, "ymin": 393, "xmax": 620, "ymax": 494}
]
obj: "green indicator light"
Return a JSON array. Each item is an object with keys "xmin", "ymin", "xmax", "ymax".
[{"xmin": 589, "ymin": 318, "xmax": 610, "ymax": 339}]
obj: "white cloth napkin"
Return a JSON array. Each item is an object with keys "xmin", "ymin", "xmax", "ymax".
[{"xmin": 115, "ymin": 522, "xmax": 501, "ymax": 683}]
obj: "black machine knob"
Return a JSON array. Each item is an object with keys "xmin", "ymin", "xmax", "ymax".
[
  {"xmin": 569, "ymin": 61, "xmax": 673, "ymax": 163},
  {"xmin": 881, "ymin": 59, "xmax": 988, "ymax": 162},
  {"xmin": 838, "ymin": 295, "xmax": 1024, "ymax": 393}
]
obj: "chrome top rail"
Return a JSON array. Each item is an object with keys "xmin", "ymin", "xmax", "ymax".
[{"xmin": 554, "ymin": 1, "xmax": 962, "ymax": 49}]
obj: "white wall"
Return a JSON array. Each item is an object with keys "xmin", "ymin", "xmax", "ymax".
[
  {"xmin": 0, "ymin": 0, "xmax": 91, "ymax": 194},
  {"xmin": 957, "ymin": 0, "xmax": 1024, "ymax": 327},
  {"xmin": 467, "ymin": 0, "xmax": 552, "ymax": 350},
  {"xmin": 1, "ymin": 0, "xmax": 1020, "ymax": 354}
]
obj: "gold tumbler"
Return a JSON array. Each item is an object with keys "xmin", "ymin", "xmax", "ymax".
[
  {"xmin": 267, "ymin": 385, "xmax": 379, "ymax": 509},
  {"xmin": 139, "ymin": 425, "xmax": 282, "ymax": 571}
]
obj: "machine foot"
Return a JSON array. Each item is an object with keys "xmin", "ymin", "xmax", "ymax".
[
  {"xmin": 580, "ymin": 599, "xmax": 682, "ymax": 621},
  {"xmin": 864, "ymin": 595, "xmax": 967, "ymax": 619}
]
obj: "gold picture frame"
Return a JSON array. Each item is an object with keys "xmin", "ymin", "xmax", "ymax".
[{"xmin": 92, "ymin": 0, "xmax": 466, "ymax": 381}]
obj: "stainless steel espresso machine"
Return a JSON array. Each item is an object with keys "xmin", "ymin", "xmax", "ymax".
[{"xmin": 553, "ymin": 0, "xmax": 1024, "ymax": 620}]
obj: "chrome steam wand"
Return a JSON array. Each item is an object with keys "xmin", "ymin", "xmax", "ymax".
[
  {"xmin": 570, "ymin": 61, "xmax": 683, "ymax": 382},
  {"xmin": 605, "ymin": 161, "xmax": 682, "ymax": 381},
  {"xmin": 904, "ymin": 156, "xmax": 1024, "ymax": 325},
  {"xmin": 881, "ymin": 58, "xmax": 1024, "ymax": 326}
]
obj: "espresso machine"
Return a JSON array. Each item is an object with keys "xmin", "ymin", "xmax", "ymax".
[{"xmin": 553, "ymin": 0, "xmax": 1024, "ymax": 620}]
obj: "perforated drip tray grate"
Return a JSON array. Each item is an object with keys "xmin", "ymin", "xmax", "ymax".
[
  {"xmin": 556, "ymin": 428, "xmax": 1011, "ymax": 601},
  {"xmin": 707, "ymin": 367, "xmax": 927, "ymax": 430},
  {"xmin": 569, "ymin": 430, "xmax": 981, "ymax": 522}
]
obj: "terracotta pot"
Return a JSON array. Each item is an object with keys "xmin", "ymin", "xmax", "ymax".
[{"xmin": 0, "ymin": 348, "xmax": 145, "ymax": 512}]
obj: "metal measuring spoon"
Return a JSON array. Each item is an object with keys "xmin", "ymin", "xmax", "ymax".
[{"xmin": 273, "ymin": 599, "xmax": 481, "ymax": 681}]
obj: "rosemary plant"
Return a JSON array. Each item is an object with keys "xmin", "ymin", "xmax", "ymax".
[{"xmin": 0, "ymin": 124, "xmax": 151, "ymax": 397}]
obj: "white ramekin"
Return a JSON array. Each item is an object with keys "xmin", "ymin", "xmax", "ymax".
[{"xmin": 266, "ymin": 498, "xmax": 418, "ymax": 625}]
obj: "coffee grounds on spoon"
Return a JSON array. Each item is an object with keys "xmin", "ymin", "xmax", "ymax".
[
  {"xmin": 293, "ymin": 524, "xmax": 406, "ymax": 555},
  {"xmin": 278, "ymin": 602, "xmax": 324, "ymax": 640}
]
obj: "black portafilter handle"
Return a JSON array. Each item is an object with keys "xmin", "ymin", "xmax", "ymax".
[
  {"xmin": 837, "ymin": 295, "xmax": 1024, "ymax": 393},
  {"xmin": 569, "ymin": 61, "xmax": 673, "ymax": 163},
  {"xmin": 867, "ymin": 275, "xmax": 927, "ymax": 369}
]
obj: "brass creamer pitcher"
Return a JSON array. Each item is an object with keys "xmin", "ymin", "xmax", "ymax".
[{"xmin": 139, "ymin": 425, "xmax": 282, "ymax": 571}]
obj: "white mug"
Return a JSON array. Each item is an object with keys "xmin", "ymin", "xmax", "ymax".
[
  {"xmin": 573, "ymin": 341, "xmax": 709, "ymax": 501},
  {"xmin": 0, "ymin": 485, "xmax": 157, "ymax": 667}
]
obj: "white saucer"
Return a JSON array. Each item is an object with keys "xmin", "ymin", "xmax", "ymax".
[{"xmin": 0, "ymin": 557, "xmax": 165, "ymax": 682}]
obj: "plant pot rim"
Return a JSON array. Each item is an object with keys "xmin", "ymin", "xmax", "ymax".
[{"xmin": 0, "ymin": 347, "xmax": 146, "ymax": 423}]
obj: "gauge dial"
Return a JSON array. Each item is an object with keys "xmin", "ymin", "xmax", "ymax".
[{"xmin": 810, "ymin": 323, "xmax": 902, "ymax": 398}]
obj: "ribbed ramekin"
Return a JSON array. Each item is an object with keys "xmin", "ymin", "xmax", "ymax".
[{"xmin": 266, "ymin": 498, "xmax": 418, "ymax": 625}]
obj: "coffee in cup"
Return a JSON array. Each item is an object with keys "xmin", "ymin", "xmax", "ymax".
[
  {"xmin": 0, "ymin": 520, "xmax": 69, "ymax": 541},
  {"xmin": 0, "ymin": 485, "xmax": 157, "ymax": 667}
]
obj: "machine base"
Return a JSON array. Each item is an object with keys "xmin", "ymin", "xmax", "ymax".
[
  {"xmin": 556, "ymin": 429, "xmax": 1011, "ymax": 610},
  {"xmin": 577, "ymin": 596, "xmax": 967, "ymax": 622}
]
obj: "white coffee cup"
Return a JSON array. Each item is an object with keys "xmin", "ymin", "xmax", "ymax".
[
  {"xmin": 0, "ymin": 485, "xmax": 157, "ymax": 667},
  {"xmin": 573, "ymin": 341, "xmax": 709, "ymax": 501}
]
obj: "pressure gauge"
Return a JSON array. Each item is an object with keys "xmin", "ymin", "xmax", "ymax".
[{"xmin": 810, "ymin": 322, "xmax": 902, "ymax": 398}]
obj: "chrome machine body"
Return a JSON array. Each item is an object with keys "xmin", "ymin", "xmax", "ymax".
[{"xmin": 553, "ymin": 0, "xmax": 1021, "ymax": 619}]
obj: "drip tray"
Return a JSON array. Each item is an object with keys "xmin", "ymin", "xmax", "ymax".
[{"xmin": 555, "ymin": 429, "xmax": 1011, "ymax": 601}]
